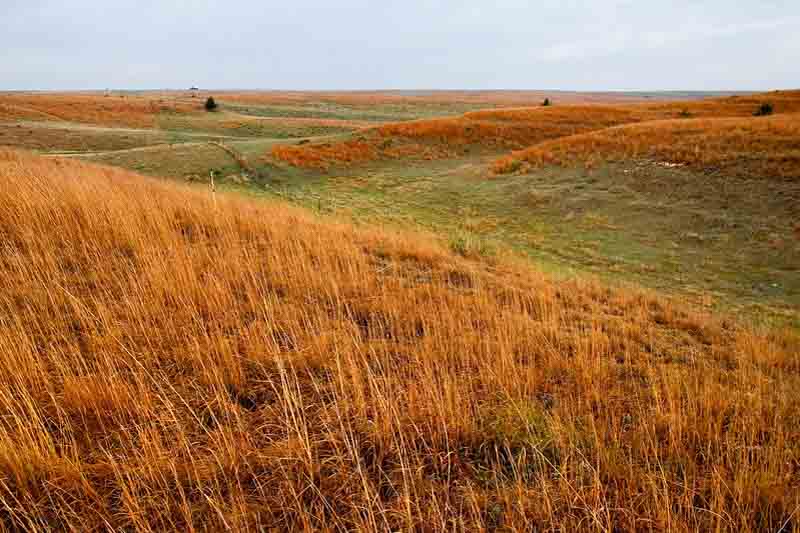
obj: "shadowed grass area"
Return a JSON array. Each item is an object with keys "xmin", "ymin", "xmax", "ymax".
[{"xmin": 220, "ymin": 155, "xmax": 800, "ymax": 326}]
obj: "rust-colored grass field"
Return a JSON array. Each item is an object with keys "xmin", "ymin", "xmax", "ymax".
[
  {"xmin": 269, "ymin": 106, "xmax": 645, "ymax": 169},
  {"xmin": 0, "ymin": 93, "xmax": 195, "ymax": 128},
  {"xmin": 492, "ymin": 114, "xmax": 800, "ymax": 178},
  {"xmin": 633, "ymin": 90, "xmax": 800, "ymax": 119},
  {"xmin": 379, "ymin": 106, "xmax": 641, "ymax": 147},
  {"xmin": 270, "ymin": 139, "xmax": 377, "ymax": 170},
  {"xmin": 213, "ymin": 90, "xmax": 663, "ymax": 107},
  {"xmin": 1, "ymin": 148, "xmax": 798, "ymax": 531},
  {"xmin": 473, "ymin": 90, "xmax": 800, "ymax": 122},
  {"xmin": 269, "ymin": 90, "xmax": 800, "ymax": 172}
]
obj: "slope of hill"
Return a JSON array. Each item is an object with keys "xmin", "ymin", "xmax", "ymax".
[
  {"xmin": 267, "ymin": 90, "xmax": 800, "ymax": 171},
  {"xmin": 0, "ymin": 93, "xmax": 195, "ymax": 129},
  {"xmin": 269, "ymin": 105, "xmax": 644, "ymax": 169},
  {"xmin": 492, "ymin": 113, "xmax": 800, "ymax": 179},
  {"xmin": 0, "ymin": 149, "xmax": 798, "ymax": 531}
]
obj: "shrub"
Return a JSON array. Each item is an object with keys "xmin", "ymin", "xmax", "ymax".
[
  {"xmin": 754, "ymin": 102, "xmax": 773, "ymax": 116},
  {"xmin": 449, "ymin": 232, "xmax": 496, "ymax": 259},
  {"xmin": 491, "ymin": 157, "xmax": 523, "ymax": 175},
  {"xmin": 542, "ymin": 98, "xmax": 552, "ymax": 107},
  {"xmin": 205, "ymin": 96, "xmax": 218, "ymax": 112},
  {"xmin": 679, "ymin": 109, "xmax": 692, "ymax": 118}
]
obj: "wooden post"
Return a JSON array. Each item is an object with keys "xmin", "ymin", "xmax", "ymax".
[{"xmin": 210, "ymin": 170, "xmax": 217, "ymax": 210}]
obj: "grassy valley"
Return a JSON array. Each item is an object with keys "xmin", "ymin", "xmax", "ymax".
[{"xmin": 0, "ymin": 89, "xmax": 798, "ymax": 531}]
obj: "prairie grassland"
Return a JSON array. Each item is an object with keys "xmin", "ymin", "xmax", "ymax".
[
  {"xmin": 269, "ymin": 106, "xmax": 644, "ymax": 169},
  {"xmin": 270, "ymin": 139, "xmax": 378, "ymax": 170},
  {"xmin": 213, "ymin": 90, "xmax": 661, "ymax": 107},
  {"xmin": 0, "ymin": 93, "xmax": 195, "ymax": 128},
  {"xmin": 1, "ymin": 149, "xmax": 798, "ymax": 531},
  {"xmin": 268, "ymin": 91, "xmax": 800, "ymax": 171},
  {"xmin": 157, "ymin": 112, "xmax": 366, "ymax": 139},
  {"xmin": 472, "ymin": 90, "xmax": 800, "ymax": 122},
  {"xmin": 634, "ymin": 90, "xmax": 800, "ymax": 119},
  {"xmin": 492, "ymin": 114, "xmax": 800, "ymax": 178},
  {"xmin": 0, "ymin": 122, "xmax": 174, "ymax": 153},
  {"xmin": 219, "ymin": 91, "xmax": 677, "ymax": 127},
  {"xmin": 378, "ymin": 106, "xmax": 641, "ymax": 147}
]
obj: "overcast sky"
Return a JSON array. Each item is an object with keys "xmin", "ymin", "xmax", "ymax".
[{"xmin": 3, "ymin": 0, "xmax": 799, "ymax": 91}]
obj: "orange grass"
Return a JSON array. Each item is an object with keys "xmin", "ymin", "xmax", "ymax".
[
  {"xmin": 270, "ymin": 90, "xmax": 800, "ymax": 170},
  {"xmin": 270, "ymin": 106, "xmax": 644, "ymax": 169},
  {"xmin": 270, "ymin": 139, "xmax": 377, "ymax": 170},
  {"xmin": 380, "ymin": 106, "xmax": 641, "ymax": 145},
  {"xmin": 634, "ymin": 90, "xmax": 800, "ymax": 119},
  {"xmin": 492, "ymin": 114, "xmax": 800, "ymax": 178},
  {"xmin": 215, "ymin": 90, "xmax": 660, "ymax": 107},
  {"xmin": 1, "ymin": 149, "xmax": 799, "ymax": 531},
  {"xmin": 474, "ymin": 90, "xmax": 800, "ymax": 122},
  {"xmin": 0, "ymin": 93, "xmax": 195, "ymax": 128},
  {"xmin": 227, "ymin": 116, "xmax": 373, "ymax": 130}
]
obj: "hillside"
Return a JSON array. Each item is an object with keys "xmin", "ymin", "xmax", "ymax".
[
  {"xmin": 269, "ymin": 105, "xmax": 644, "ymax": 169},
  {"xmin": 0, "ymin": 93, "xmax": 195, "ymax": 128},
  {"xmin": 0, "ymin": 149, "xmax": 798, "ymax": 531},
  {"xmin": 492, "ymin": 113, "xmax": 800, "ymax": 179},
  {"xmin": 268, "ymin": 90, "xmax": 800, "ymax": 171}
]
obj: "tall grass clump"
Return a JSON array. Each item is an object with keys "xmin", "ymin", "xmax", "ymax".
[{"xmin": 0, "ymin": 148, "xmax": 798, "ymax": 531}]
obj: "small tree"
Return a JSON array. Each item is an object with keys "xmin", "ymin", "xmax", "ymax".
[
  {"xmin": 542, "ymin": 98, "xmax": 552, "ymax": 107},
  {"xmin": 205, "ymin": 96, "xmax": 218, "ymax": 111},
  {"xmin": 754, "ymin": 102, "xmax": 773, "ymax": 116}
]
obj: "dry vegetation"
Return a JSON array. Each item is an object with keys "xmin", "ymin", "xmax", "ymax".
[
  {"xmin": 1, "ymin": 149, "xmax": 799, "ymax": 531},
  {"xmin": 632, "ymin": 90, "xmax": 800, "ymax": 119},
  {"xmin": 0, "ymin": 93, "xmax": 195, "ymax": 129},
  {"xmin": 234, "ymin": 116, "xmax": 373, "ymax": 130},
  {"xmin": 269, "ymin": 106, "xmax": 644, "ymax": 169},
  {"xmin": 268, "ymin": 90, "xmax": 800, "ymax": 172},
  {"xmin": 0, "ymin": 122, "xmax": 170, "ymax": 153},
  {"xmin": 213, "ymin": 90, "xmax": 658, "ymax": 107},
  {"xmin": 379, "ymin": 106, "xmax": 641, "ymax": 148},
  {"xmin": 492, "ymin": 114, "xmax": 800, "ymax": 178},
  {"xmin": 270, "ymin": 139, "xmax": 377, "ymax": 170},
  {"xmin": 158, "ymin": 113, "xmax": 370, "ymax": 139}
]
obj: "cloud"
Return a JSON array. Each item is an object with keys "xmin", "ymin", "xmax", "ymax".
[
  {"xmin": 538, "ymin": 16, "xmax": 800, "ymax": 62},
  {"xmin": 1, "ymin": 0, "xmax": 798, "ymax": 90}
]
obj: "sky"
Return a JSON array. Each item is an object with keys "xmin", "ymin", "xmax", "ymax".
[{"xmin": 2, "ymin": 0, "xmax": 799, "ymax": 91}]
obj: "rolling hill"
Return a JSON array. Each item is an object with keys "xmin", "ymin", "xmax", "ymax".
[{"xmin": 0, "ymin": 149, "xmax": 798, "ymax": 531}]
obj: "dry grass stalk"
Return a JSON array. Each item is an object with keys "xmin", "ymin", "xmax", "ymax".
[{"xmin": 0, "ymin": 149, "xmax": 798, "ymax": 531}]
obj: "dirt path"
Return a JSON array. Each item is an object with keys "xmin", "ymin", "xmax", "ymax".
[
  {"xmin": 43, "ymin": 141, "xmax": 208, "ymax": 158},
  {"xmin": 11, "ymin": 120, "xmax": 245, "ymax": 140},
  {"xmin": 43, "ymin": 129, "xmax": 353, "ymax": 159}
]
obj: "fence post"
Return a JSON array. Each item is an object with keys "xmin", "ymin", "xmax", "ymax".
[{"xmin": 210, "ymin": 170, "xmax": 217, "ymax": 210}]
